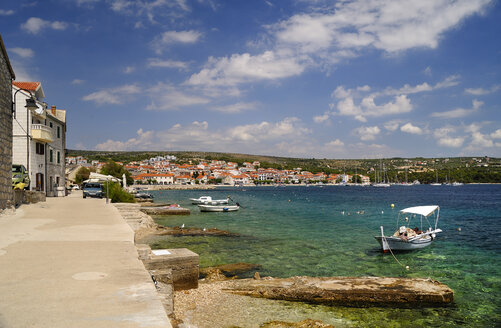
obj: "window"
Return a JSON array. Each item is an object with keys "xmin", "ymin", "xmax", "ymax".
[
  {"xmin": 50, "ymin": 149, "xmax": 53, "ymax": 162},
  {"xmin": 50, "ymin": 122, "xmax": 53, "ymax": 128},
  {"xmin": 57, "ymin": 151, "xmax": 60, "ymax": 164},
  {"xmin": 57, "ymin": 126, "xmax": 60, "ymax": 138},
  {"xmin": 36, "ymin": 142, "xmax": 44, "ymax": 155}
]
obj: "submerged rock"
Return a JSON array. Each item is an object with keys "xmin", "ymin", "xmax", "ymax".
[
  {"xmin": 155, "ymin": 226, "xmax": 239, "ymax": 237},
  {"xmin": 140, "ymin": 206, "xmax": 190, "ymax": 215},
  {"xmin": 200, "ymin": 263, "xmax": 262, "ymax": 279},
  {"xmin": 225, "ymin": 276, "xmax": 454, "ymax": 307},
  {"xmin": 261, "ymin": 319, "xmax": 334, "ymax": 328}
]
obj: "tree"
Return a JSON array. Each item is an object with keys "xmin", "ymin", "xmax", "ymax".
[
  {"xmin": 100, "ymin": 160, "xmax": 133, "ymax": 185},
  {"xmin": 75, "ymin": 167, "xmax": 91, "ymax": 184},
  {"xmin": 102, "ymin": 182, "xmax": 135, "ymax": 203}
]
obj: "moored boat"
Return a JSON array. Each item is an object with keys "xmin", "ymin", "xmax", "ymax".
[
  {"xmin": 190, "ymin": 195, "xmax": 229, "ymax": 205},
  {"xmin": 375, "ymin": 205, "xmax": 442, "ymax": 252},
  {"xmin": 198, "ymin": 204, "xmax": 239, "ymax": 212}
]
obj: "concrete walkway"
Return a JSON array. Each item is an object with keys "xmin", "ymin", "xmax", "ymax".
[{"xmin": 0, "ymin": 191, "xmax": 171, "ymax": 328}]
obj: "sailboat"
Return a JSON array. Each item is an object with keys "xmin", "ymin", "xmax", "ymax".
[
  {"xmin": 430, "ymin": 168, "xmax": 441, "ymax": 186},
  {"xmin": 373, "ymin": 159, "xmax": 390, "ymax": 187}
]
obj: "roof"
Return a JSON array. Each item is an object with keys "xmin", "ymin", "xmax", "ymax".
[
  {"xmin": 400, "ymin": 205, "xmax": 439, "ymax": 217},
  {"xmin": 12, "ymin": 81, "xmax": 40, "ymax": 91},
  {"xmin": 0, "ymin": 34, "xmax": 15, "ymax": 79},
  {"xmin": 12, "ymin": 81, "xmax": 45, "ymax": 99}
]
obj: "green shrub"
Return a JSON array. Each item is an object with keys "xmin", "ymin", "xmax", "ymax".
[{"xmin": 102, "ymin": 182, "xmax": 135, "ymax": 203}]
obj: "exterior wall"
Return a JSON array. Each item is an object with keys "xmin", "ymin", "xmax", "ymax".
[
  {"xmin": 45, "ymin": 112, "xmax": 66, "ymax": 196},
  {"xmin": 0, "ymin": 45, "xmax": 13, "ymax": 209},
  {"xmin": 12, "ymin": 88, "xmax": 66, "ymax": 196},
  {"xmin": 12, "ymin": 90, "xmax": 39, "ymax": 191}
]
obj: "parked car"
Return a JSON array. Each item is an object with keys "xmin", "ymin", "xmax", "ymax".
[
  {"xmin": 12, "ymin": 164, "xmax": 30, "ymax": 189},
  {"xmin": 82, "ymin": 182, "xmax": 103, "ymax": 198}
]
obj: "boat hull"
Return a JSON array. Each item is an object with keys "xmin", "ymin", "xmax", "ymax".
[
  {"xmin": 190, "ymin": 198, "xmax": 229, "ymax": 205},
  {"xmin": 198, "ymin": 205, "xmax": 239, "ymax": 212},
  {"xmin": 374, "ymin": 235, "xmax": 433, "ymax": 251}
]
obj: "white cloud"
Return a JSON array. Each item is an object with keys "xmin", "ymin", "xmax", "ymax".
[
  {"xmin": 313, "ymin": 112, "xmax": 330, "ymax": 124},
  {"xmin": 152, "ymin": 30, "xmax": 201, "ymax": 54},
  {"xmin": 400, "ymin": 123, "xmax": 423, "ymax": 135},
  {"xmin": 147, "ymin": 58, "xmax": 189, "ymax": 70},
  {"xmin": 424, "ymin": 66, "xmax": 432, "ymax": 76},
  {"xmin": 353, "ymin": 126, "xmax": 380, "ymax": 141},
  {"xmin": 464, "ymin": 85, "xmax": 501, "ymax": 95},
  {"xmin": 471, "ymin": 131, "xmax": 494, "ymax": 148},
  {"xmin": 95, "ymin": 117, "xmax": 312, "ymax": 155},
  {"xmin": 0, "ymin": 9, "xmax": 15, "ymax": 15},
  {"xmin": 82, "ymin": 84, "xmax": 141, "ymax": 105},
  {"xmin": 9, "ymin": 47, "xmax": 34, "ymax": 58},
  {"xmin": 21, "ymin": 17, "xmax": 68, "ymax": 34},
  {"xmin": 96, "ymin": 128, "xmax": 155, "ymax": 151},
  {"xmin": 439, "ymin": 136, "xmax": 465, "ymax": 148},
  {"xmin": 431, "ymin": 99, "xmax": 483, "ymax": 118},
  {"xmin": 433, "ymin": 126, "xmax": 465, "ymax": 148},
  {"xmin": 109, "ymin": 0, "xmax": 190, "ymax": 24},
  {"xmin": 330, "ymin": 75, "xmax": 459, "ymax": 121},
  {"xmin": 124, "ymin": 66, "xmax": 135, "ymax": 74},
  {"xmin": 270, "ymin": 0, "xmax": 491, "ymax": 57},
  {"xmin": 159, "ymin": 30, "xmax": 201, "ymax": 44},
  {"xmin": 228, "ymin": 117, "xmax": 310, "ymax": 142},
  {"xmin": 491, "ymin": 129, "xmax": 501, "ymax": 139},
  {"xmin": 383, "ymin": 119, "xmax": 401, "ymax": 131},
  {"xmin": 210, "ymin": 102, "xmax": 258, "ymax": 113},
  {"xmin": 146, "ymin": 82, "xmax": 210, "ymax": 110},
  {"xmin": 186, "ymin": 51, "xmax": 305, "ymax": 87},
  {"xmin": 71, "ymin": 79, "xmax": 85, "ymax": 85},
  {"xmin": 325, "ymin": 139, "xmax": 344, "ymax": 147}
]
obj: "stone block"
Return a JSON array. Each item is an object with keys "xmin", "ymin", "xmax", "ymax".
[{"xmin": 143, "ymin": 248, "xmax": 199, "ymax": 291}]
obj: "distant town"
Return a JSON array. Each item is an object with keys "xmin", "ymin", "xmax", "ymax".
[{"xmin": 66, "ymin": 152, "xmax": 501, "ymax": 186}]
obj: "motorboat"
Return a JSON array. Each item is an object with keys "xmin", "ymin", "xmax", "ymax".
[
  {"xmin": 375, "ymin": 205, "xmax": 442, "ymax": 252},
  {"xmin": 198, "ymin": 204, "xmax": 239, "ymax": 212},
  {"xmin": 190, "ymin": 196, "xmax": 229, "ymax": 205}
]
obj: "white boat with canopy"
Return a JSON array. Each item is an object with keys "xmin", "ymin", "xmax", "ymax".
[
  {"xmin": 375, "ymin": 205, "xmax": 442, "ymax": 252},
  {"xmin": 190, "ymin": 196, "xmax": 229, "ymax": 205}
]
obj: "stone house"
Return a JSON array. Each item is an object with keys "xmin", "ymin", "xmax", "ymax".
[
  {"xmin": 12, "ymin": 82, "xmax": 66, "ymax": 196},
  {"xmin": 0, "ymin": 34, "xmax": 15, "ymax": 210}
]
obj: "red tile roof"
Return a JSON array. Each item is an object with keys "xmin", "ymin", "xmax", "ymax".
[{"xmin": 12, "ymin": 81, "xmax": 41, "ymax": 91}]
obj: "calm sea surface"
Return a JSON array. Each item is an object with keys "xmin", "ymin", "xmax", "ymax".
[{"xmin": 147, "ymin": 185, "xmax": 501, "ymax": 327}]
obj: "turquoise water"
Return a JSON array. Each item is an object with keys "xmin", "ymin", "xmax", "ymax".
[{"xmin": 147, "ymin": 185, "xmax": 501, "ymax": 327}]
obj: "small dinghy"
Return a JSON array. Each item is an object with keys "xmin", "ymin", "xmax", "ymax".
[
  {"xmin": 198, "ymin": 204, "xmax": 239, "ymax": 212},
  {"xmin": 375, "ymin": 205, "xmax": 442, "ymax": 252}
]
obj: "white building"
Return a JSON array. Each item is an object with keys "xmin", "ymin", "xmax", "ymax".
[{"xmin": 12, "ymin": 82, "xmax": 66, "ymax": 196}]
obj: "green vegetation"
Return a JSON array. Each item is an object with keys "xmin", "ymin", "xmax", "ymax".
[
  {"xmin": 74, "ymin": 166, "xmax": 96, "ymax": 184},
  {"xmin": 100, "ymin": 160, "xmax": 134, "ymax": 185},
  {"xmin": 102, "ymin": 181, "xmax": 135, "ymax": 203}
]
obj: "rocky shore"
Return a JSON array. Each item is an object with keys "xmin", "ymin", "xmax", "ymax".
[{"xmin": 113, "ymin": 202, "xmax": 454, "ymax": 328}]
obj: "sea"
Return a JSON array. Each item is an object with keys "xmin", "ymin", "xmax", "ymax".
[{"xmin": 146, "ymin": 184, "xmax": 501, "ymax": 327}]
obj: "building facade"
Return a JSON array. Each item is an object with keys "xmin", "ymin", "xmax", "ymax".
[
  {"xmin": 0, "ymin": 34, "xmax": 15, "ymax": 210},
  {"xmin": 12, "ymin": 82, "xmax": 66, "ymax": 196}
]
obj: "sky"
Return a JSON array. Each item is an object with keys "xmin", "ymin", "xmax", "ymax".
[{"xmin": 1, "ymin": 0, "xmax": 501, "ymax": 159}]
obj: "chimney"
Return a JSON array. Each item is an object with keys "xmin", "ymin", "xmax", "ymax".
[{"xmin": 51, "ymin": 105, "xmax": 56, "ymax": 115}]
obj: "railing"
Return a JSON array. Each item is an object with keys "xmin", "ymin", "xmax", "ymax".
[{"xmin": 31, "ymin": 124, "xmax": 53, "ymax": 142}]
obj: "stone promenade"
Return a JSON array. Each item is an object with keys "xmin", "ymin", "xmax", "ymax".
[{"xmin": 0, "ymin": 191, "xmax": 171, "ymax": 328}]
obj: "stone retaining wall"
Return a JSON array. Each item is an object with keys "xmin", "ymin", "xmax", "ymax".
[{"xmin": 0, "ymin": 36, "xmax": 13, "ymax": 211}]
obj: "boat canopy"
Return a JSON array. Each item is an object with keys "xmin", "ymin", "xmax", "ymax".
[{"xmin": 400, "ymin": 205, "xmax": 439, "ymax": 217}]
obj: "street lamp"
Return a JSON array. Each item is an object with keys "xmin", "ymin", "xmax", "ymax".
[
  {"xmin": 12, "ymin": 88, "xmax": 40, "ymax": 190},
  {"xmin": 12, "ymin": 88, "xmax": 38, "ymax": 118}
]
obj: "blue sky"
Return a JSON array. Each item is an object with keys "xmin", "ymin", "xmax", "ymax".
[{"xmin": 1, "ymin": 0, "xmax": 501, "ymax": 159}]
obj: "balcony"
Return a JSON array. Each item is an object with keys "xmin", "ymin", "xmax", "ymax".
[{"xmin": 31, "ymin": 124, "xmax": 53, "ymax": 143}]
